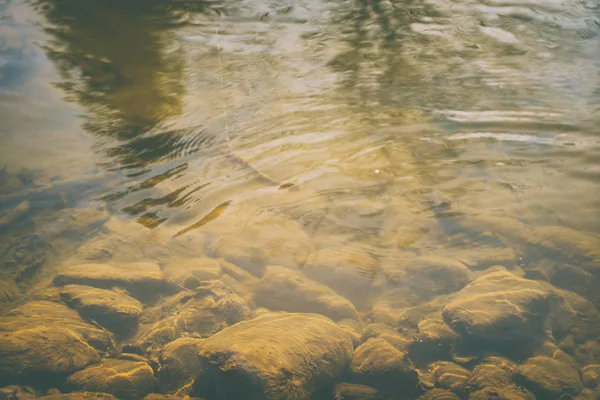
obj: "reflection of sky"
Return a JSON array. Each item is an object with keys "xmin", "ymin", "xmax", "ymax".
[{"xmin": 0, "ymin": 0, "xmax": 95, "ymax": 176}]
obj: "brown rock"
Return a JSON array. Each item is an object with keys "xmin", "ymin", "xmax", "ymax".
[
  {"xmin": 0, "ymin": 385, "xmax": 36, "ymax": 400},
  {"xmin": 582, "ymin": 365, "xmax": 600, "ymax": 388},
  {"xmin": 53, "ymin": 262, "xmax": 164, "ymax": 302},
  {"xmin": 468, "ymin": 386, "xmax": 535, "ymax": 400},
  {"xmin": 37, "ymin": 393, "xmax": 118, "ymax": 400},
  {"xmin": 162, "ymin": 257, "xmax": 221, "ymax": 291},
  {"xmin": 429, "ymin": 361, "xmax": 470, "ymax": 391},
  {"xmin": 0, "ymin": 274, "xmax": 19, "ymax": 303},
  {"xmin": 417, "ymin": 389, "xmax": 460, "ymax": 400},
  {"xmin": 67, "ymin": 359, "xmax": 157, "ymax": 400},
  {"xmin": 350, "ymin": 338, "xmax": 420, "ymax": 396},
  {"xmin": 61, "ymin": 285, "xmax": 143, "ymax": 334},
  {"xmin": 253, "ymin": 266, "xmax": 358, "ymax": 321},
  {"xmin": 158, "ymin": 338, "xmax": 204, "ymax": 394},
  {"xmin": 193, "ymin": 313, "xmax": 354, "ymax": 400},
  {"xmin": 516, "ymin": 355, "xmax": 582, "ymax": 398},
  {"xmin": 464, "ymin": 364, "xmax": 512, "ymax": 392},
  {"xmin": 334, "ymin": 383, "xmax": 382, "ymax": 400}
]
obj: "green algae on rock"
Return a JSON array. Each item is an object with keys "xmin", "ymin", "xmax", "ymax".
[
  {"xmin": 253, "ymin": 265, "xmax": 359, "ymax": 321},
  {"xmin": 67, "ymin": 359, "xmax": 157, "ymax": 400},
  {"xmin": 193, "ymin": 312, "xmax": 354, "ymax": 400},
  {"xmin": 428, "ymin": 361, "xmax": 470, "ymax": 391}
]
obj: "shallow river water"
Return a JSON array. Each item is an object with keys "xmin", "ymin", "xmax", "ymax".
[{"xmin": 1, "ymin": 0, "xmax": 600, "ymax": 399}]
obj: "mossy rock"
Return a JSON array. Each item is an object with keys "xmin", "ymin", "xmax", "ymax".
[
  {"xmin": 158, "ymin": 338, "xmax": 204, "ymax": 394},
  {"xmin": 575, "ymin": 340, "xmax": 600, "ymax": 366},
  {"xmin": 409, "ymin": 312, "xmax": 459, "ymax": 365},
  {"xmin": 350, "ymin": 338, "xmax": 421, "ymax": 397},
  {"xmin": 193, "ymin": 312, "xmax": 354, "ymax": 400},
  {"xmin": 53, "ymin": 262, "xmax": 164, "ymax": 302},
  {"xmin": 516, "ymin": 355, "xmax": 582, "ymax": 398},
  {"xmin": 582, "ymin": 365, "xmax": 600, "ymax": 388},
  {"xmin": 464, "ymin": 364, "xmax": 512, "ymax": 392},
  {"xmin": 253, "ymin": 266, "xmax": 358, "ymax": 321},
  {"xmin": 429, "ymin": 361, "xmax": 469, "ymax": 391},
  {"xmin": 61, "ymin": 285, "xmax": 143, "ymax": 335},
  {"xmin": 0, "ymin": 385, "xmax": 36, "ymax": 400},
  {"xmin": 67, "ymin": 359, "xmax": 157, "ymax": 400},
  {"xmin": 333, "ymin": 383, "xmax": 382, "ymax": 400},
  {"xmin": 468, "ymin": 385, "xmax": 535, "ymax": 400}
]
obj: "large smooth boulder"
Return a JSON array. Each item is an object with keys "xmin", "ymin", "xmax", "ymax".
[
  {"xmin": 67, "ymin": 359, "xmax": 156, "ymax": 400},
  {"xmin": 516, "ymin": 355, "xmax": 582, "ymax": 398},
  {"xmin": 350, "ymin": 338, "xmax": 420, "ymax": 397},
  {"xmin": 158, "ymin": 338, "xmax": 204, "ymax": 394},
  {"xmin": 61, "ymin": 285, "xmax": 143, "ymax": 334},
  {"xmin": 442, "ymin": 270, "xmax": 549, "ymax": 347},
  {"xmin": 130, "ymin": 281, "xmax": 250, "ymax": 355},
  {"xmin": 193, "ymin": 313, "xmax": 354, "ymax": 400},
  {"xmin": 253, "ymin": 266, "xmax": 358, "ymax": 321},
  {"xmin": 53, "ymin": 262, "xmax": 164, "ymax": 302}
]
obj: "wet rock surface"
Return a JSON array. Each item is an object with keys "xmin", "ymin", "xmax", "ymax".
[
  {"xmin": 157, "ymin": 338, "xmax": 204, "ymax": 394},
  {"xmin": 162, "ymin": 257, "xmax": 221, "ymax": 291},
  {"xmin": 193, "ymin": 312, "xmax": 354, "ymax": 399},
  {"xmin": 333, "ymin": 383, "xmax": 382, "ymax": 400},
  {"xmin": 66, "ymin": 359, "xmax": 157, "ymax": 400}
]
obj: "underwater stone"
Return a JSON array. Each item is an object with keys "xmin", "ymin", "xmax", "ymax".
[
  {"xmin": 0, "ymin": 385, "xmax": 36, "ymax": 400},
  {"xmin": 429, "ymin": 361, "xmax": 470, "ymax": 391},
  {"xmin": 576, "ymin": 341, "xmax": 600, "ymax": 366},
  {"xmin": 442, "ymin": 269, "xmax": 549, "ymax": 347},
  {"xmin": 131, "ymin": 281, "xmax": 250, "ymax": 356},
  {"xmin": 333, "ymin": 383, "xmax": 382, "ymax": 400},
  {"xmin": 162, "ymin": 257, "xmax": 221, "ymax": 291},
  {"xmin": 464, "ymin": 364, "xmax": 512, "ymax": 392},
  {"xmin": 350, "ymin": 338, "xmax": 421, "ymax": 397},
  {"xmin": 0, "ymin": 274, "xmax": 19, "ymax": 302},
  {"xmin": 253, "ymin": 265, "xmax": 359, "ymax": 321},
  {"xmin": 468, "ymin": 386, "xmax": 535, "ymax": 400},
  {"xmin": 53, "ymin": 262, "xmax": 164, "ymax": 302},
  {"xmin": 516, "ymin": 355, "xmax": 582, "ymax": 398},
  {"xmin": 61, "ymin": 285, "xmax": 143, "ymax": 335},
  {"xmin": 582, "ymin": 365, "xmax": 600, "ymax": 388},
  {"xmin": 158, "ymin": 338, "xmax": 204, "ymax": 394},
  {"xmin": 67, "ymin": 359, "xmax": 157, "ymax": 400},
  {"xmin": 409, "ymin": 312, "xmax": 459, "ymax": 365},
  {"xmin": 37, "ymin": 393, "xmax": 118, "ymax": 400},
  {"xmin": 193, "ymin": 312, "xmax": 354, "ymax": 400},
  {"xmin": 416, "ymin": 389, "xmax": 460, "ymax": 400}
]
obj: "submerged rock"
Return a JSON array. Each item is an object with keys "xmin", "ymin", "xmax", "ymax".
[
  {"xmin": 516, "ymin": 355, "xmax": 582, "ymax": 398},
  {"xmin": 131, "ymin": 281, "xmax": 250, "ymax": 355},
  {"xmin": 0, "ymin": 322, "xmax": 100, "ymax": 384},
  {"xmin": 193, "ymin": 312, "xmax": 354, "ymax": 400},
  {"xmin": 429, "ymin": 361, "xmax": 470, "ymax": 391},
  {"xmin": 582, "ymin": 364, "xmax": 600, "ymax": 388},
  {"xmin": 350, "ymin": 338, "xmax": 421, "ymax": 397},
  {"xmin": 253, "ymin": 265, "xmax": 358, "ymax": 321},
  {"xmin": 468, "ymin": 386, "xmax": 535, "ymax": 400},
  {"xmin": 409, "ymin": 312, "xmax": 459, "ymax": 364},
  {"xmin": 6, "ymin": 300, "xmax": 114, "ymax": 352},
  {"xmin": 162, "ymin": 257, "xmax": 221, "ymax": 291},
  {"xmin": 333, "ymin": 383, "xmax": 381, "ymax": 400},
  {"xmin": 67, "ymin": 359, "xmax": 156, "ymax": 400},
  {"xmin": 53, "ymin": 262, "xmax": 164, "ymax": 302},
  {"xmin": 464, "ymin": 363, "xmax": 512, "ymax": 392},
  {"xmin": 0, "ymin": 274, "xmax": 19, "ymax": 302},
  {"xmin": 37, "ymin": 393, "xmax": 118, "ymax": 400},
  {"xmin": 303, "ymin": 246, "xmax": 381, "ymax": 309},
  {"xmin": 442, "ymin": 269, "xmax": 549, "ymax": 349},
  {"xmin": 0, "ymin": 385, "xmax": 36, "ymax": 400},
  {"xmin": 417, "ymin": 389, "xmax": 460, "ymax": 400},
  {"xmin": 386, "ymin": 256, "xmax": 472, "ymax": 300},
  {"xmin": 158, "ymin": 338, "xmax": 204, "ymax": 394},
  {"xmin": 61, "ymin": 285, "xmax": 143, "ymax": 334}
]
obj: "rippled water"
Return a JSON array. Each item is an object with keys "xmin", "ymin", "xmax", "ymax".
[{"xmin": 1, "ymin": 0, "xmax": 599, "ymax": 398}]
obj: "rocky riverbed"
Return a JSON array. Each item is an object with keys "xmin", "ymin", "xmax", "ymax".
[{"xmin": 1, "ymin": 176, "xmax": 599, "ymax": 400}]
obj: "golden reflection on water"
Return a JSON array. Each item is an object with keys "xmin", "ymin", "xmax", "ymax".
[{"xmin": 0, "ymin": 0, "xmax": 600, "ymax": 398}]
